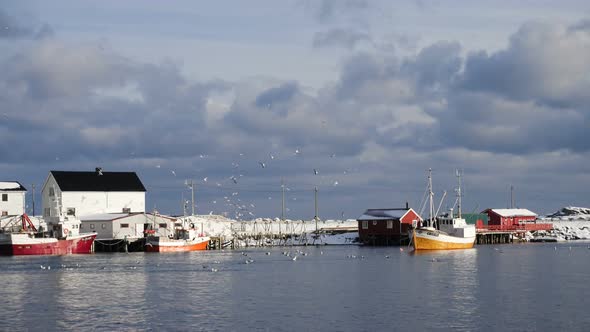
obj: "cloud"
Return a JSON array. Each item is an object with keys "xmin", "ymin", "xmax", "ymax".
[
  {"xmin": 0, "ymin": 8, "xmax": 54, "ymax": 39},
  {"xmin": 458, "ymin": 21, "xmax": 590, "ymax": 108},
  {"xmin": 254, "ymin": 81, "xmax": 300, "ymax": 111},
  {"xmin": 311, "ymin": 0, "xmax": 369, "ymax": 23},
  {"xmin": 313, "ymin": 28, "xmax": 372, "ymax": 49},
  {"xmin": 2, "ymin": 16, "xmax": 590, "ymax": 218}
]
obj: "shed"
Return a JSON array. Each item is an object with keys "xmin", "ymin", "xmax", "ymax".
[
  {"xmin": 80, "ymin": 212, "xmax": 176, "ymax": 240},
  {"xmin": 357, "ymin": 207, "xmax": 422, "ymax": 245}
]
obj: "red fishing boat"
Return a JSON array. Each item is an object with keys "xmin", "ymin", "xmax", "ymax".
[{"xmin": 0, "ymin": 214, "xmax": 96, "ymax": 255}]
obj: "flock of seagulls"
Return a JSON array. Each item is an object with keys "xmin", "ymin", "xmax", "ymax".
[{"xmin": 151, "ymin": 148, "xmax": 350, "ymax": 220}]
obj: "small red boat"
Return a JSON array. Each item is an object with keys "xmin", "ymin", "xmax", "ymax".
[{"xmin": 0, "ymin": 214, "xmax": 96, "ymax": 255}]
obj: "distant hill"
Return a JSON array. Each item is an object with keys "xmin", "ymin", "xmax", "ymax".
[{"xmin": 541, "ymin": 206, "xmax": 590, "ymax": 221}]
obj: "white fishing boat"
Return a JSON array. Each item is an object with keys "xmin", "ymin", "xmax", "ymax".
[{"xmin": 412, "ymin": 169, "xmax": 476, "ymax": 250}]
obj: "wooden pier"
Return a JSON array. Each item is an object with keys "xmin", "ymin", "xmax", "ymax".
[{"xmin": 476, "ymin": 230, "xmax": 529, "ymax": 244}]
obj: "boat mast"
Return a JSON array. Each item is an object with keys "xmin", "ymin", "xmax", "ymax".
[
  {"xmin": 456, "ymin": 169, "xmax": 462, "ymax": 219},
  {"xmin": 428, "ymin": 168, "xmax": 434, "ymax": 227}
]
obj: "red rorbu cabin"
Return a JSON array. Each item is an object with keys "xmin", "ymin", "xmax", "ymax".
[
  {"xmin": 482, "ymin": 208, "xmax": 537, "ymax": 229},
  {"xmin": 357, "ymin": 206, "xmax": 422, "ymax": 245}
]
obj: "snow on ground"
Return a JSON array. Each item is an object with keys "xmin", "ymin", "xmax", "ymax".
[{"xmin": 533, "ymin": 207, "xmax": 590, "ymax": 241}]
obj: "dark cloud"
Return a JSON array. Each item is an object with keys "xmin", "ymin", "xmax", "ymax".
[
  {"xmin": 400, "ymin": 41, "xmax": 462, "ymax": 93},
  {"xmin": 313, "ymin": 28, "xmax": 372, "ymax": 49},
  {"xmin": 254, "ymin": 81, "xmax": 300, "ymax": 112}
]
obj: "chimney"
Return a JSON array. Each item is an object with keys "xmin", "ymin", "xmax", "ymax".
[
  {"xmin": 406, "ymin": 201, "xmax": 409, "ymax": 209},
  {"xmin": 95, "ymin": 167, "xmax": 103, "ymax": 176}
]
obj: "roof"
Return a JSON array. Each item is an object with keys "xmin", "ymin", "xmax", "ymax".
[
  {"xmin": 357, "ymin": 208, "xmax": 411, "ymax": 221},
  {"xmin": 485, "ymin": 208, "xmax": 537, "ymax": 217},
  {"xmin": 80, "ymin": 212, "xmax": 176, "ymax": 222},
  {"xmin": 0, "ymin": 181, "xmax": 27, "ymax": 191},
  {"xmin": 80, "ymin": 213, "xmax": 132, "ymax": 221},
  {"xmin": 50, "ymin": 170, "xmax": 146, "ymax": 192}
]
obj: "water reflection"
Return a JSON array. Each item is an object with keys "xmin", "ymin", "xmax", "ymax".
[{"xmin": 1, "ymin": 244, "xmax": 589, "ymax": 331}]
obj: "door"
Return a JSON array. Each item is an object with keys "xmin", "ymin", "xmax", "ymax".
[{"xmin": 135, "ymin": 223, "xmax": 144, "ymax": 237}]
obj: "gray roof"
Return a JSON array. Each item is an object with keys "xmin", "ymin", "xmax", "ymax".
[{"xmin": 357, "ymin": 208, "xmax": 410, "ymax": 221}]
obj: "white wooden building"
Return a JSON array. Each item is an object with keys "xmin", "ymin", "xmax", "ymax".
[
  {"xmin": 0, "ymin": 181, "xmax": 27, "ymax": 216},
  {"xmin": 80, "ymin": 212, "xmax": 176, "ymax": 240},
  {"xmin": 41, "ymin": 168, "xmax": 146, "ymax": 218}
]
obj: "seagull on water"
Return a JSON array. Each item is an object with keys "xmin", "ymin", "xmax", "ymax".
[
  {"xmin": 313, "ymin": 169, "xmax": 319, "ymax": 175},
  {"xmin": 259, "ymin": 162, "xmax": 266, "ymax": 168}
]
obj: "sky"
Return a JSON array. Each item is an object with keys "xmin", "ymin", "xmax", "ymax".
[{"xmin": 1, "ymin": 0, "xmax": 589, "ymax": 220}]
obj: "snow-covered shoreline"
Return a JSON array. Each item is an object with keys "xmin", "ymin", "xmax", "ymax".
[
  {"xmin": 4, "ymin": 206, "xmax": 590, "ymax": 245},
  {"xmin": 180, "ymin": 215, "xmax": 361, "ymax": 246},
  {"xmin": 533, "ymin": 206, "xmax": 590, "ymax": 241}
]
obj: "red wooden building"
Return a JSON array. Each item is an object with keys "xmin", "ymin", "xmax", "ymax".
[
  {"xmin": 357, "ymin": 206, "xmax": 422, "ymax": 245},
  {"xmin": 483, "ymin": 208, "xmax": 537, "ymax": 228}
]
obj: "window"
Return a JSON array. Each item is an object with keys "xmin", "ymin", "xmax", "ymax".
[
  {"xmin": 90, "ymin": 224, "xmax": 95, "ymax": 229},
  {"xmin": 159, "ymin": 223, "xmax": 167, "ymax": 229},
  {"xmin": 101, "ymin": 224, "xmax": 106, "ymax": 229},
  {"xmin": 122, "ymin": 208, "xmax": 131, "ymax": 213},
  {"xmin": 80, "ymin": 224, "xmax": 84, "ymax": 229},
  {"xmin": 362, "ymin": 221, "xmax": 368, "ymax": 229},
  {"xmin": 1, "ymin": 211, "xmax": 7, "ymax": 216},
  {"xmin": 387, "ymin": 220, "xmax": 393, "ymax": 229},
  {"xmin": 49, "ymin": 188, "xmax": 55, "ymax": 196},
  {"xmin": 2, "ymin": 194, "xmax": 7, "ymax": 201},
  {"xmin": 120, "ymin": 223, "xmax": 129, "ymax": 228},
  {"xmin": 372, "ymin": 220, "xmax": 377, "ymax": 226},
  {"xmin": 66, "ymin": 208, "xmax": 76, "ymax": 216},
  {"xmin": 44, "ymin": 208, "xmax": 51, "ymax": 217}
]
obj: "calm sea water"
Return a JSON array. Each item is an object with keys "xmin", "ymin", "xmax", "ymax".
[{"xmin": 1, "ymin": 242, "xmax": 589, "ymax": 332}]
